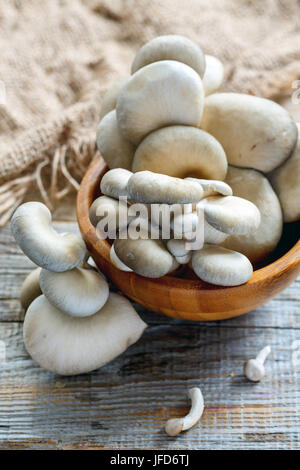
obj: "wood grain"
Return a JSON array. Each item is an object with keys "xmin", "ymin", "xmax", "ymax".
[{"xmin": 0, "ymin": 220, "xmax": 299, "ymax": 449}]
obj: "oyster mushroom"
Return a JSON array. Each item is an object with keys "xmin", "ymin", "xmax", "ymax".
[
  {"xmin": 201, "ymin": 93, "xmax": 298, "ymax": 172},
  {"xmin": 117, "ymin": 60, "xmax": 204, "ymax": 145},
  {"xmin": 99, "ymin": 77, "xmax": 130, "ymax": 120},
  {"xmin": 222, "ymin": 166, "xmax": 283, "ymax": 263},
  {"xmin": 96, "ymin": 111, "xmax": 136, "ymax": 170},
  {"xmin": 40, "ymin": 266, "xmax": 109, "ymax": 317},
  {"xmin": 11, "ymin": 202, "xmax": 86, "ymax": 272},
  {"xmin": 100, "ymin": 168, "xmax": 132, "ymax": 200},
  {"xmin": 114, "ymin": 238, "xmax": 174, "ymax": 278},
  {"xmin": 202, "ymin": 55, "xmax": 224, "ymax": 96},
  {"xmin": 20, "ymin": 267, "xmax": 42, "ymax": 310},
  {"xmin": 192, "ymin": 245, "xmax": 253, "ymax": 286},
  {"xmin": 198, "ymin": 195, "xmax": 261, "ymax": 235},
  {"xmin": 131, "ymin": 35, "xmax": 206, "ymax": 78},
  {"xmin": 23, "ymin": 293, "xmax": 147, "ymax": 376},
  {"xmin": 270, "ymin": 123, "xmax": 300, "ymax": 222},
  {"xmin": 127, "ymin": 171, "xmax": 203, "ymax": 204},
  {"xmin": 133, "ymin": 126, "xmax": 227, "ymax": 181}
]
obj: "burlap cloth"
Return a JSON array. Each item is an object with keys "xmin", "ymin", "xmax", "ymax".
[{"xmin": 0, "ymin": 0, "xmax": 299, "ymax": 225}]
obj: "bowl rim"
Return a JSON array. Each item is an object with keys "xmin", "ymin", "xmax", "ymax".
[{"xmin": 77, "ymin": 156, "xmax": 300, "ymax": 291}]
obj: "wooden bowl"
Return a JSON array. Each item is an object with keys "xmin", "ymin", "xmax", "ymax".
[{"xmin": 77, "ymin": 157, "xmax": 300, "ymax": 321}]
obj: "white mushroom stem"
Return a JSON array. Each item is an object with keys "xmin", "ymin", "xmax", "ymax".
[
  {"xmin": 165, "ymin": 387, "xmax": 204, "ymax": 437},
  {"xmin": 244, "ymin": 346, "xmax": 271, "ymax": 382}
]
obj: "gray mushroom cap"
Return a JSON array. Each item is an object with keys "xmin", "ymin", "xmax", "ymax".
[
  {"xmin": 20, "ymin": 267, "xmax": 42, "ymax": 310},
  {"xmin": 204, "ymin": 219, "xmax": 229, "ymax": 244},
  {"xmin": 133, "ymin": 126, "xmax": 227, "ymax": 181},
  {"xmin": 110, "ymin": 243, "xmax": 133, "ymax": 272},
  {"xmin": 202, "ymin": 55, "xmax": 224, "ymax": 96},
  {"xmin": 131, "ymin": 35, "xmax": 206, "ymax": 78},
  {"xmin": 99, "ymin": 77, "xmax": 130, "ymax": 120},
  {"xmin": 222, "ymin": 166, "xmax": 283, "ymax": 263},
  {"xmin": 270, "ymin": 123, "xmax": 300, "ymax": 222},
  {"xmin": 117, "ymin": 60, "xmax": 204, "ymax": 145},
  {"xmin": 89, "ymin": 195, "xmax": 133, "ymax": 239},
  {"xmin": 114, "ymin": 238, "xmax": 174, "ymax": 278},
  {"xmin": 192, "ymin": 245, "xmax": 253, "ymax": 286},
  {"xmin": 201, "ymin": 93, "xmax": 298, "ymax": 173},
  {"xmin": 23, "ymin": 293, "xmax": 147, "ymax": 376},
  {"xmin": 96, "ymin": 111, "xmax": 136, "ymax": 170},
  {"xmin": 11, "ymin": 202, "xmax": 86, "ymax": 272},
  {"xmin": 40, "ymin": 266, "xmax": 109, "ymax": 317},
  {"xmin": 100, "ymin": 168, "xmax": 133, "ymax": 199},
  {"xmin": 127, "ymin": 171, "xmax": 203, "ymax": 204},
  {"xmin": 199, "ymin": 195, "xmax": 261, "ymax": 235}
]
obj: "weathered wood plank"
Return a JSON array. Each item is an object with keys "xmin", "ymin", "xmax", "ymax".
[
  {"xmin": 0, "ymin": 320, "xmax": 299, "ymax": 450},
  {"xmin": 0, "ymin": 220, "xmax": 299, "ymax": 449}
]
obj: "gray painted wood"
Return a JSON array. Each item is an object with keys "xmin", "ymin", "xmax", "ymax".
[{"xmin": 0, "ymin": 221, "xmax": 299, "ymax": 450}]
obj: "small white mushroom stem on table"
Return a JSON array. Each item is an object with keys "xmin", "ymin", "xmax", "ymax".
[
  {"xmin": 165, "ymin": 387, "xmax": 204, "ymax": 437},
  {"xmin": 12, "ymin": 201, "xmax": 147, "ymax": 376},
  {"xmin": 244, "ymin": 346, "xmax": 272, "ymax": 382}
]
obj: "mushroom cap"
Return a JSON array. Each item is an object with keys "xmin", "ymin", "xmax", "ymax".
[
  {"xmin": 167, "ymin": 239, "xmax": 190, "ymax": 257},
  {"xmin": 222, "ymin": 166, "xmax": 283, "ymax": 263},
  {"xmin": 192, "ymin": 245, "xmax": 253, "ymax": 286},
  {"xmin": 99, "ymin": 77, "xmax": 130, "ymax": 120},
  {"xmin": 186, "ymin": 177, "xmax": 232, "ymax": 197},
  {"xmin": 40, "ymin": 267, "xmax": 109, "ymax": 317},
  {"xmin": 270, "ymin": 123, "xmax": 300, "ymax": 222},
  {"xmin": 11, "ymin": 202, "xmax": 86, "ymax": 272},
  {"xmin": 114, "ymin": 238, "xmax": 174, "ymax": 278},
  {"xmin": 131, "ymin": 34, "xmax": 206, "ymax": 78},
  {"xmin": 100, "ymin": 168, "xmax": 132, "ymax": 199},
  {"xmin": 133, "ymin": 126, "xmax": 227, "ymax": 181},
  {"xmin": 171, "ymin": 212, "xmax": 199, "ymax": 238},
  {"xmin": 127, "ymin": 171, "xmax": 203, "ymax": 204},
  {"xmin": 89, "ymin": 195, "xmax": 120, "ymax": 228},
  {"xmin": 201, "ymin": 93, "xmax": 298, "ymax": 172},
  {"xmin": 20, "ymin": 267, "xmax": 42, "ymax": 310},
  {"xmin": 96, "ymin": 111, "xmax": 136, "ymax": 170},
  {"xmin": 199, "ymin": 195, "xmax": 261, "ymax": 235},
  {"xmin": 110, "ymin": 243, "xmax": 133, "ymax": 272},
  {"xmin": 23, "ymin": 293, "xmax": 147, "ymax": 376},
  {"xmin": 117, "ymin": 60, "xmax": 204, "ymax": 145},
  {"xmin": 89, "ymin": 195, "xmax": 132, "ymax": 239},
  {"xmin": 244, "ymin": 359, "xmax": 265, "ymax": 382},
  {"xmin": 204, "ymin": 219, "xmax": 228, "ymax": 244},
  {"xmin": 202, "ymin": 55, "xmax": 224, "ymax": 96}
]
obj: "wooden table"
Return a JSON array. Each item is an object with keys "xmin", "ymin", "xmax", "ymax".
[{"xmin": 0, "ymin": 218, "xmax": 299, "ymax": 450}]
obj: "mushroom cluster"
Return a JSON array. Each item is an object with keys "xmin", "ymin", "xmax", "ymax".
[
  {"xmin": 95, "ymin": 34, "xmax": 299, "ymax": 284},
  {"xmin": 11, "ymin": 202, "xmax": 147, "ymax": 376},
  {"xmin": 91, "ymin": 168, "xmax": 260, "ymax": 286}
]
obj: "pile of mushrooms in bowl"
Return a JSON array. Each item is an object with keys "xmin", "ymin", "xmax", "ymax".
[{"xmin": 77, "ymin": 34, "xmax": 300, "ymax": 320}]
